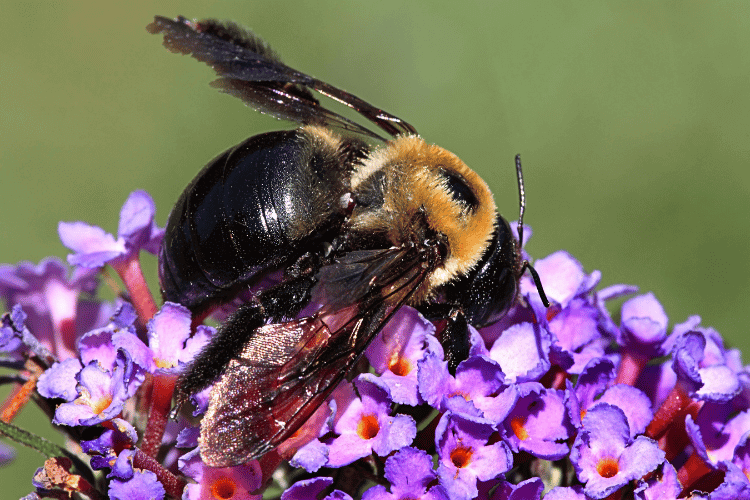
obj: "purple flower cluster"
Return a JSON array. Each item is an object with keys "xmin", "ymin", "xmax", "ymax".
[{"xmin": 2, "ymin": 191, "xmax": 750, "ymax": 499}]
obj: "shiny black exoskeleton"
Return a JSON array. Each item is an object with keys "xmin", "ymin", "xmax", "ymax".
[{"xmin": 159, "ymin": 129, "xmax": 360, "ymax": 312}]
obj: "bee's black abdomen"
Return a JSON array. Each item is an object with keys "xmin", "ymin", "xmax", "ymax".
[{"xmin": 159, "ymin": 129, "xmax": 349, "ymax": 310}]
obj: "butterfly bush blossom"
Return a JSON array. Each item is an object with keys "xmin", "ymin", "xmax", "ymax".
[{"xmin": 1, "ymin": 191, "xmax": 750, "ymax": 500}]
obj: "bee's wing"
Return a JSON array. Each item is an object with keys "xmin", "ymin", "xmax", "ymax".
[
  {"xmin": 199, "ymin": 246, "xmax": 436, "ymax": 467},
  {"xmin": 147, "ymin": 16, "xmax": 417, "ymax": 140}
]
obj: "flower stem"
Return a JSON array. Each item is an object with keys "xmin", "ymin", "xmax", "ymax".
[
  {"xmin": 676, "ymin": 451, "xmax": 712, "ymax": 492},
  {"xmin": 1, "ymin": 358, "xmax": 44, "ymax": 422},
  {"xmin": 614, "ymin": 349, "xmax": 648, "ymax": 386},
  {"xmin": 134, "ymin": 448, "xmax": 186, "ymax": 498},
  {"xmin": 112, "ymin": 254, "xmax": 158, "ymax": 324},
  {"xmin": 140, "ymin": 373, "xmax": 177, "ymax": 458},
  {"xmin": 645, "ymin": 384, "xmax": 692, "ymax": 440}
]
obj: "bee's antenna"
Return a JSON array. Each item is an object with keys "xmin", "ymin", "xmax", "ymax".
[
  {"xmin": 515, "ymin": 154, "xmax": 527, "ymax": 248},
  {"xmin": 515, "ymin": 154, "xmax": 550, "ymax": 308}
]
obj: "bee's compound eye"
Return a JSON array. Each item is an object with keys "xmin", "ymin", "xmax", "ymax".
[
  {"xmin": 440, "ymin": 169, "xmax": 478, "ymax": 212},
  {"xmin": 436, "ymin": 240, "xmax": 448, "ymax": 261}
]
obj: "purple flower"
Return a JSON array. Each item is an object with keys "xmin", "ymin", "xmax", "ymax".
[
  {"xmin": 519, "ymin": 251, "xmax": 595, "ymax": 308},
  {"xmin": 731, "ymin": 433, "xmax": 750, "ymax": 478},
  {"xmin": 76, "ymin": 302, "xmax": 138, "ymax": 369},
  {"xmin": 106, "ymin": 449, "xmax": 137, "ymax": 481},
  {"xmin": 667, "ymin": 318, "xmax": 741, "ymax": 403},
  {"xmin": 547, "ymin": 298, "xmax": 607, "ymax": 374},
  {"xmin": 289, "ymin": 398, "xmax": 338, "ymax": 472},
  {"xmin": 435, "ymin": 412, "xmax": 512, "ymax": 500},
  {"xmin": 326, "ymin": 376, "xmax": 416, "ymax": 467},
  {"xmin": 108, "ymin": 469, "xmax": 165, "ymax": 500},
  {"xmin": 362, "ymin": 447, "xmax": 448, "ymax": 500},
  {"xmin": 80, "ymin": 418, "xmax": 138, "ymax": 475},
  {"xmin": 685, "ymin": 406, "xmax": 750, "ymax": 466},
  {"xmin": 711, "ymin": 460, "xmax": 750, "ymax": 500},
  {"xmin": 595, "ymin": 384, "xmax": 653, "ymax": 437},
  {"xmin": 0, "ymin": 305, "xmax": 24, "ymax": 355},
  {"xmin": 290, "ymin": 437, "xmax": 330, "ymax": 473},
  {"xmin": 0, "ymin": 257, "xmax": 109, "ymax": 359},
  {"xmin": 570, "ymin": 404, "xmax": 665, "ymax": 499},
  {"xmin": 634, "ymin": 462, "xmax": 681, "ymax": 500},
  {"xmin": 177, "ymin": 426, "xmax": 200, "ymax": 449},
  {"xmin": 418, "ymin": 351, "xmax": 516, "ymax": 422},
  {"xmin": 586, "ymin": 285, "xmax": 638, "ymax": 358},
  {"xmin": 37, "ymin": 357, "xmax": 82, "ymax": 401},
  {"xmin": 567, "ymin": 357, "xmax": 653, "ymax": 439},
  {"xmin": 618, "ymin": 292, "xmax": 668, "ymax": 356},
  {"xmin": 281, "ymin": 477, "xmax": 352, "ymax": 500},
  {"xmin": 179, "ymin": 447, "xmax": 262, "ymax": 500},
  {"xmin": 0, "ymin": 441, "xmax": 15, "ymax": 466},
  {"xmin": 488, "ymin": 478, "xmax": 544, "ymax": 500},
  {"xmin": 566, "ymin": 357, "xmax": 615, "ymax": 429},
  {"xmin": 59, "ymin": 190, "xmax": 163, "ymax": 269},
  {"xmin": 365, "ymin": 306, "xmax": 437, "ymax": 406},
  {"xmin": 53, "ymin": 350, "xmax": 143, "ymax": 426},
  {"xmin": 147, "ymin": 302, "xmax": 212, "ymax": 372},
  {"xmin": 487, "ymin": 322, "xmax": 551, "ymax": 383},
  {"xmin": 503, "ymin": 384, "xmax": 572, "ymax": 460},
  {"xmin": 0, "ymin": 305, "xmax": 61, "ymax": 369},
  {"xmin": 47, "ymin": 301, "xmax": 211, "ymax": 426},
  {"xmin": 544, "ymin": 486, "xmax": 587, "ymax": 500}
]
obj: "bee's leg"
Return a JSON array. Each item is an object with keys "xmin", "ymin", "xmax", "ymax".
[
  {"xmin": 171, "ymin": 301, "xmax": 266, "ymax": 417},
  {"xmin": 417, "ymin": 303, "xmax": 471, "ymax": 375},
  {"xmin": 439, "ymin": 308, "xmax": 471, "ymax": 375}
]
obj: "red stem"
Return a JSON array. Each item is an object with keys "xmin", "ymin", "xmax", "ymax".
[
  {"xmin": 614, "ymin": 348, "xmax": 648, "ymax": 386},
  {"xmin": 602, "ymin": 489, "xmax": 623, "ymax": 500},
  {"xmin": 112, "ymin": 254, "xmax": 158, "ymax": 324},
  {"xmin": 677, "ymin": 451, "xmax": 712, "ymax": 492},
  {"xmin": 140, "ymin": 373, "xmax": 177, "ymax": 458},
  {"xmin": 1, "ymin": 359, "xmax": 44, "ymax": 422},
  {"xmin": 645, "ymin": 384, "xmax": 692, "ymax": 440},
  {"xmin": 134, "ymin": 448, "xmax": 186, "ymax": 498},
  {"xmin": 1, "ymin": 375, "xmax": 37, "ymax": 422}
]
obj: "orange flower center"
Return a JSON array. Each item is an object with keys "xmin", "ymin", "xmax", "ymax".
[
  {"xmin": 357, "ymin": 414, "xmax": 380, "ymax": 440},
  {"xmin": 388, "ymin": 356, "xmax": 412, "ymax": 376},
  {"xmin": 210, "ymin": 477, "xmax": 236, "ymax": 499},
  {"xmin": 91, "ymin": 395, "xmax": 113, "ymax": 415},
  {"xmin": 597, "ymin": 457, "xmax": 620, "ymax": 478},
  {"xmin": 510, "ymin": 416, "xmax": 529, "ymax": 440},
  {"xmin": 450, "ymin": 445, "xmax": 473, "ymax": 468}
]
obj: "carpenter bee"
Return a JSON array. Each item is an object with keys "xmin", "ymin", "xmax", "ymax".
[{"xmin": 148, "ymin": 15, "xmax": 549, "ymax": 467}]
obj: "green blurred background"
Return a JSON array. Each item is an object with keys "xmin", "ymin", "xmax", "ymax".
[{"xmin": 1, "ymin": 1, "xmax": 749, "ymax": 495}]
